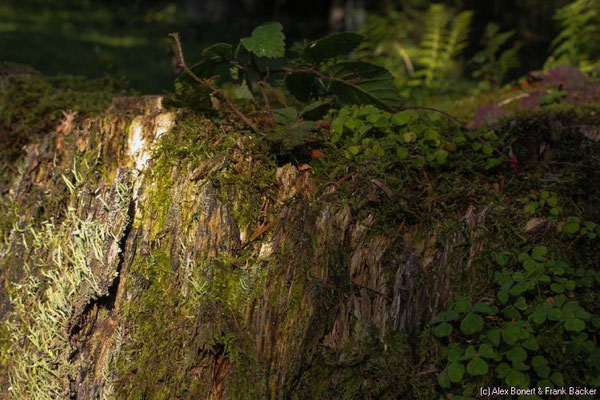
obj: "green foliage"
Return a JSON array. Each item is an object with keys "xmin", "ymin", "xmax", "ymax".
[
  {"xmin": 520, "ymin": 191, "xmax": 562, "ymax": 217},
  {"xmin": 545, "ymin": 0, "xmax": 600, "ymax": 71},
  {"xmin": 166, "ymin": 22, "xmax": 402, "ymax": 129},
  {"xmin": 356, "ymin": 11, "xmax": 417, "ymax": 88},
  {"xmin": 432, "ymin": 246, "xmax": 600, "ymax": 396},
  {"xmin": 412, "ymin": 4, "xmax": 473, "ymax": 89},
  {"xmin": 326, "ymin": 62, "xmax": 402, "ymax": 110},
  {"xmin": 5, "ymin": 211, "xmax": 118, "ymax": 398},
  {"xmin": 240, "ymin": 22, "xmax": 285, "ymax": 58},
  {"xmin": 558, "ymin": 216, "xmax": 600, "ymax": 239},
  {"xmin": 0, "ymin": 70, "xmax": 121, "ymax": 135},
  {"xmin": 295, "ymin": 332, "xmax": 420, "ymax": 399},
  {"xmin": 471, "ymin": 23, "xmax": 520, "ymax": 87},
  {"xmin": 330, "ymin": 105, "xmax": 450, "ymax": 167},
  {"xmin": 304, "ymin": 32, "xmax": 365, "ymax": 63}
]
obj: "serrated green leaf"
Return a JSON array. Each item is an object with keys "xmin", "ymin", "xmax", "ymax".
[
  {"xmin": 485, "ymin": 157, "xmax": 503, "ymax": 170},
  {"xmin": 502, "ymin": 325, "xmax": 521, "ymax": 345},
  {"xmin": 392, "ymin": 111, "xmax": 412, "ymax": 126},
  {"xmin": 506, "ymin": 346, "xmax": 527, "ymax": 364},
  {"xmin": 460, "ymin": 313, "xmax": 483, "ymax": 335},
  {"xmin": 515, "ymin": 296, "xmax": 527, "ymax": 310},
  {"xmin": 467, "ymin": 357, "xmax": 488, "ymax": 376},
  {"xmin": 437, "ymin": 368, "xmax": 451, "ymax": 388},
  {"xmin": 505, "ymin": 370, "xmax": 527, "ymax": 387},
  {"xmin": 529, "ymin": 308, "xmax": 547, "ymax": 325},
  {"xmin": 564, "ymin": 318, "xmax": 585, "ymax": 332},
  {"xmin": 550, "ymin": 372, "xmax": 564, "ymax": 386},
  {"xmin": 532, "ymin": 245, "xmax": 548, "ymax": 259},
  {"xmin": 285, "ymin": 72, "xmax": 316, "ymax": 102},
  {"xmin": 300, "ymin": 101, "xmax": 330, "ymax": 120},
  {"xmin": 472, "ymin": 302, "xmax": 495, "ymax": 315},
  {"xmin": 464, "ymin": 345, "xmax": 476, "ymax": 359},
  {"xmin": 502, "ymin": 306, "xmax": 522, "ymax": 321},
  {"xmin": 565, "ymin": 221, "xmax": 580, "ymax": 234},
  {"xmin": 447, "ymin": 346, "xmax": 462, "ymax": 362},
  {"xmin": 487, "ymin": 329, "xmax": 501, "ymax": 347},
  {"xmin": 327, "ymin": 62, "xmax": 402, "ymax": 110},
  {"xmin": 454, "ymin": 299, "xmax": 471, "ymax": 313},
  {"xmin": 272, "ymin": 107, "xmax": 298, "ymax": 124},
  {"xmin": 413, "ymin": 156, "xmax": 425, "ymax": 168},
  {"xmin": 433, "ymin": 322, "xmax": 452, "ymax": 337},
  {"xmin": 531, "ymin": 355, "xmax": 547, "ymax": 369},
  {"xmin": 522, "ymin": 337, "xmax": 539, "ymax": 351},
  {"xmin": 448, "ymin": 362, "xmax": 465, "ymax": 382},
  {"xmin": 348, "ymin": 145, "xmax": 361, "ymax": 155},
  {"xmin": 397, "ymin": 146, "xmax": 409, "ymax": 159},
  {"xmin": 478, "ymin": 343, "xmax": 496, "ymax": 358},
  {"xmin": 497, "ymin": 362, "xmax": 511, "ymax": 378},
  {"xmin": 304, "ymin": 32, "xmax": 364, "ymax": 63},
  {"xmin": 203, "ymin": 43, "xmax": 233, "ymax": 59},
  {"xmin": 240, "ymin": 22, "xmax": 285, "ymax": 58},
  {"xmin": 497, "ymin": 290, "xmax": 509, "ymax": 304},
  {"xmin": 548, "ymin": 308, "xmax": 562, "ymax": 321},
  {"xmin": 550, "ymin": 283, "xmax": 564, "ymax": 293},
  {"xmin": 495, "ymin": 253, "xmax": 510, "ymax": 266}
]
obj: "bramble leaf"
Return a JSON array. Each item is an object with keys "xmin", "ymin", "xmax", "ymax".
[
  {"xmin": 304, "ymin": 32, "xmax": 364, "ymax": 63},
  {"xmin": 327, "ymin": 62, "xmax": 402, "ymax": 111},
  {"xmin": 241, "ymin": 22, "xmax": 285, "ymax": 58},
  {"xmin": 285, "ymin": 72, "xmax": 316, "ymax": 102}
]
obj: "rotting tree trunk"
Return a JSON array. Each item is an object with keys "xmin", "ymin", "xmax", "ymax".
[
  {"xmin": 0, "ymin": 94, "xmax": 488, "ymax": 399},
  {"xmin": 7, "ymin": 91, "xmax": 596, "ymax": 399}
]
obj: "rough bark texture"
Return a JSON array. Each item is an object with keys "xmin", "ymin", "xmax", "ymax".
[
  {"xmin": 0, "ymin": 94, "xmax": 458, "ymax": 398},
  {"xmin": 1, "ymin": 85, "xmax": 599, "ymax": 399}
]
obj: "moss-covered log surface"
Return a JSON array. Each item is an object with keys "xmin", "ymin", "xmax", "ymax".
[{"xmin": 1, "ymin": 69, "xmax": 600, "ymax": 399}]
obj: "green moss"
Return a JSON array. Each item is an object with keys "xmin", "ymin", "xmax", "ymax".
[
  {"xmin": 293, "ymin": 332, "xmax": 430, "ymax": 399},
  {"xmin": 0, "ymin": 69, "xmax": 124, "ymax": 190},
  {"xmin": 116, "ymin": 247, "xmax": 264, "ymax": 399},
  {"xmin": 0, "ymin": 69, "xmax": 122, "ymax": 138}
]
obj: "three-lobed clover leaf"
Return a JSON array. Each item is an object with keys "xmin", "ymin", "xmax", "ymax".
[
  {"xmin": 434, "ymin": 322, "xmax": 453, "ymax": 337},
  {"xmin": 460, "ymin": 313, "xmax": 484, "ymax": 335},
  {"xmin": 448, "ymin": 362, "xmax": 465, "ymax": 382},
  {"xmin": 467, "ymin": 357, "xmax": 489, "ymax": 376}
]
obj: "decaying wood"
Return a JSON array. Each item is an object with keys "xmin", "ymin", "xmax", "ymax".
[{"xmin": 0, "ymin": 95, "xmax": 493, "ymax": 399}]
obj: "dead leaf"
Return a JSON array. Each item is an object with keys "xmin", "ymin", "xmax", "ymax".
[
  {"xmin": 525, "ymin": 218, "xmax": 547, "ymax": 232},
  {"xmin": 370, "ymin": 178, "xmax": 397, "ymax": 201},
  {"xmin": 310, "ymin": 149, "xmax": 325, "ymax": 159}
]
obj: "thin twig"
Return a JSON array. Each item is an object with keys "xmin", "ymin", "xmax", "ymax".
[
  {"xmin": 256, "ymin": 81, "xmax": 273, "ymax": 120},
  {"xmin": 259, "ymin": 80, "xmax": 288, "ymax": 106},
  {"xmin": 351, "ymin": 279, "xmax": 392, "ymax": 301},
  {"xmin": 548, "ymin": 161, "xmax": 600, "ymax": 170},
  {"xmin": 397, "ymin": 106, "xmax": 464, "ymax": 127},
  {"xmin": 169, "ymin": 32, "xmax": 258, "ymax": 133}
]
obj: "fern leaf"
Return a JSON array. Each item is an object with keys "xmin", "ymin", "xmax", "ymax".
[
  {"xmin": 547, "ymin": 0, "xmax": 599, "ymax": 68},
  {"xmin": 442, "ymin": 10, "xmax": 473, "ymax": 60}
]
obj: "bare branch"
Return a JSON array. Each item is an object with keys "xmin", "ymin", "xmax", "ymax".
[{"xmin": 169, "ymin": 32, "xmax": 258, "ymax": 133}]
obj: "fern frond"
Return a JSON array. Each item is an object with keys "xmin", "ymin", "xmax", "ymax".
[
  {"xmin": 415, "ymin": 4, "xmax": 450, "ymax": 87},
  {"xmin": 442, "ymin": 10, "xmax": 473, "ymax": 60},
  {"xmin": 546, "ymin": 0, "xmax": 599, "ymax": 69},
  {"xmin": 413, "ymin": 3, "xmax": 472, "ymax": 88},
  {"xmin": 470, "ymin": 22, "xmax": 519, "ymax": 85}
]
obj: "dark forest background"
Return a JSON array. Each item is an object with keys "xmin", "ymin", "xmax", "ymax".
[{"xmin": 0, "ymin": 0, "xmax": 574, "ymax": 93}]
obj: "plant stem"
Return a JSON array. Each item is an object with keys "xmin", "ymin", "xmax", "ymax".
[{"xmin": 169, "ymin": 32, "xmax": 258, "ymax": 133}]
